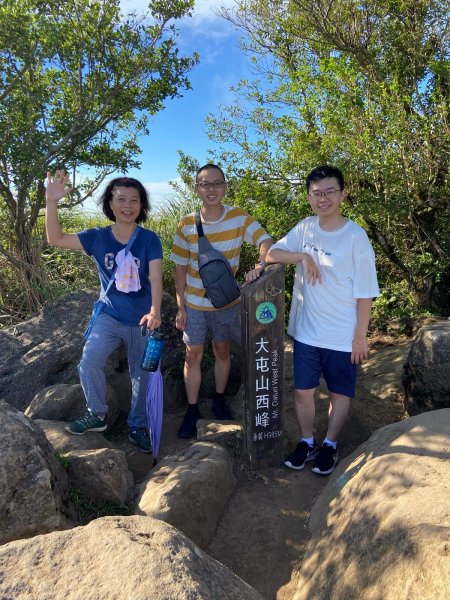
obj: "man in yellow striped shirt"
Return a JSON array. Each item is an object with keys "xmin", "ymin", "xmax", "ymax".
[{"xmin": 170, "ymin": 164, "xmax": 272, "ymax": 438}]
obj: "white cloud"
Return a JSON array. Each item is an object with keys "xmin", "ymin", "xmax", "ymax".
[
  {"xmin": 145, "ymin": 179, "xmax": 180, "ymax": 209},
  {"xmin": 120, "ymin": 0, "xmax": 237, "ymax": 26},
  {"xmin": 119, "ymin": 1, "xmax": 240, "ymax": 60},
  {"xmin": 189, "ymin": 0, "xmax": 237, "ymax": 22}
]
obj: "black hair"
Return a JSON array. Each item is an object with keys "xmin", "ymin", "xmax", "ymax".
[
  {"xmin": 306, "ymin": 165, "xmax": 345, "ymax": 193},
  {"xmin": 99, "ymin": 177, "xmax": 150, "ymax": 223},
  {"xmin": 195, "ymin": 163, "xmax": 226, "ymax": 183}
]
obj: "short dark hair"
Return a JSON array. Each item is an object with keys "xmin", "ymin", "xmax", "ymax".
[
  {"xmin": 195, "ymin": 163, "xmax": 226, "ymax": 183},
  {"xmin": 306, "ymin": 165, "xmax": 345, "ymax": 193},
  {"xmin": 99, "ymin": 177, "xmax": 150, "ymax": 223}
]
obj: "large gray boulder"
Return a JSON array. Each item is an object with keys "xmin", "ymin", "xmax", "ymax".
[
  {"xmin": 136, "ymin": 442, "xmax": 237, "ymax": 548},
  {"xmin": 35, "ymin": 419, "xmax": 114, "ymax": 454},
  {"xmin": 64, "ymin": 448, "xmax": 134, "ymax": 505},
  {"xmin": 0, "ymin": 290, "xmax": 95, "ymax": 411},
  {"xmin": 25, "ymin": 382, "xmax": 121, "ymax": 430},
  {"xmin": 25, "ymin": 383, "xmax": 89, "ymax": 420},
  {"xmin": 0, "ymin": 401, "xmax": 70, "ymax": 545},
  {"xmin": 402, "ymin": 320, "xmax": 450, "ymax": 414},
  {"xmin": 294, "ymin": 409, "xmax": 450, "ymax": 600},
  {"xmin": 0, "ymin": 516, "xmax": 263, "ymax": 600},
  {"xmin": 360, "ymin": 340, "xmax": 411, "ymax": 406}
]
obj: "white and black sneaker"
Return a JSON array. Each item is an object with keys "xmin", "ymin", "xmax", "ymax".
[
  {"xmin": 284, "ymin": 440, "xmax": 319, "ymax": 470},
  {"xmin": 311, "ymin": 443, "xmax": 339, "ymax": 476}
]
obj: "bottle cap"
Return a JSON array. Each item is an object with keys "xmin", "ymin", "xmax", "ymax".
[{"xmin": 141, "ymin": 324, "xmax": 163, "ymax": 339}]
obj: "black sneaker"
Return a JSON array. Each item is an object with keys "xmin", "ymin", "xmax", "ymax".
[
  {"xmin": 284, "ymin": 440, "xmax": 318, "ymax": 470},
  {"xmin": 311, "ymin": 443, "xmax": 339, "ymax": 476},
  {"xmin": 128, "ymin": 428, "xmax": 152, "ymax": 453},
  {"xmin": 177, "ymin": 404, "xmax": 202, "ymax": 439},
  {"xmin": 212, "ymin": 397, "xmax": 233, "ymax": 420}
]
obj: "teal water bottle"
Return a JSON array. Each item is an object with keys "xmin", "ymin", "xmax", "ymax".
[{"xmin": 140, "ymin": 327, "xmax": 164, "ymax": 371}]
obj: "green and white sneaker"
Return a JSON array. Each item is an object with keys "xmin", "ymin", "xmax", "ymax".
[
  {"xmin": 65, "ymin": 412, "xmax": 107, "ymax": 435},
  {"xmin": 128, "ymin": 428, "xmax": 152, "ymax": 453}
]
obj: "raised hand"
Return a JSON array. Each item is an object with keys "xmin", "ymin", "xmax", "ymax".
[
  {"xmin": 46, "ymin": 170, "xmax": 71, "ymax": 203},
  {"xmin": 45, "ymin": 169, "xmax": 82, "ymax": 250}
]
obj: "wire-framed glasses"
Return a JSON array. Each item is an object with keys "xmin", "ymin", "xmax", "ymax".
[
  {"xmin": 196, "ymin": 181, "xmax": 226, "ymax": 190},
  {"xmin": 309, "ymin": 189, "xmax": 341, "ymax": 200}
]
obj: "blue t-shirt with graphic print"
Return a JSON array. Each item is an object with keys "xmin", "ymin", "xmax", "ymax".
[{"xmin": 78, "ymin": 225, "xmax": 163, "ymax": 326}]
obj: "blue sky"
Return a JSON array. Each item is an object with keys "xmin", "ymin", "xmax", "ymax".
[{"xmin": 83, "ymin": 0, "xmax": 245, "ymax": 210}]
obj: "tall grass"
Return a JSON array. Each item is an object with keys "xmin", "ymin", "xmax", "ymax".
[
  {"xmin": 0, "ymin": 209, "xmax": 108, "ymax": 327},
  {"xmin": 148, "ymin": 193, "xmax": 201, "ymax": 296},
  {"xmin": 40, "ymin": 210, "xmax": 109, "ymax": 300}
]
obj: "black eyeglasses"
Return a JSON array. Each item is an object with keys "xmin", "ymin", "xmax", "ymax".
[
  {"xmin": 196, "ymin": 181, "xmax": 226, "ymax": 190},
  {"xmin": 309, "ymin": 189, "xmax": 341, "ymax": 200}
]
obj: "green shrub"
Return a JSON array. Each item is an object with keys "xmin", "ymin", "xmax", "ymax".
[
  {"xmin": 371, "ymin": 280, "xmax": 433, "ymax": 335},
  {"xmin": 68, "ymin": 487, "xmax": 134, "ymax": 525}
]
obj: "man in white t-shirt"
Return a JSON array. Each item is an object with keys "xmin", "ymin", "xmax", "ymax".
[{"xmin": 266, "ymin": 165, "xmax": 379, "ymax": 475}]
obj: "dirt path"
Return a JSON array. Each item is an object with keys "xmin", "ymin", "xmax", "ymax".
[
  {"xmin": 205, "ymin": 339, "xmax": 408, "ymax": 599},
  {"xmin": 125, "ymin": 337, "xmax": 409, "ymax": 600}
]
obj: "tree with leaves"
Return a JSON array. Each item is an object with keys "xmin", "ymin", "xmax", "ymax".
[
  {"xmin": 0, "ymin": 0, "xmax": 197, "ymax": 319},
  {"xmin": 210, "ymin": 0, "xmax": 450, "ymax": 315}
]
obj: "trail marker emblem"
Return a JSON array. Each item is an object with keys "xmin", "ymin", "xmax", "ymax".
[{"xmin": 256, "ymin": 301, "xmax": 277, "ymax": 325}]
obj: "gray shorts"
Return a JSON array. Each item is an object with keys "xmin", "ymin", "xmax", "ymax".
[{"xmin": 183, "ymin": 304, "xmax": 241, "ymax": 346}]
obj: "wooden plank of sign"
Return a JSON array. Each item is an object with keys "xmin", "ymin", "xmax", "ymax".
[{"xmin": 240, "ymin": 263, "xmax": 285, "ymax": 470}]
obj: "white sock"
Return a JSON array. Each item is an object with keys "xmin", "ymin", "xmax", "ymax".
[
  {"xmin": 323, "ymin": 437, "xmax": 337, "ymax": 449},
  {"xmin": 301, "ymin": 437, "xmax": 315, "ymax": 447}
]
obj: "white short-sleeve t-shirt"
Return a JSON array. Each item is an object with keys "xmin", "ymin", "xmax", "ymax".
[{"xmin": 272, "ymin": 216, "xmax": 380, "ymax": 352}]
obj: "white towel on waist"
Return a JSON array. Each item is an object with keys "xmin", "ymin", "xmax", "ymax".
[{"xmin": 114, "ymin": 249, "xmax": 141, "ymax": 293}]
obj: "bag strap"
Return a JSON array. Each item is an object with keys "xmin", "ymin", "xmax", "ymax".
[
  {"xmin": 100, "ymin": 225, "xmax": 141, "ymax": 301},
  {"xmin": 195, "ymin": 212, "xmax": 205, "ymax": 238},
  {"xmin": 124, "ymin": 225, "xmax": 141, "ymax": 255}
]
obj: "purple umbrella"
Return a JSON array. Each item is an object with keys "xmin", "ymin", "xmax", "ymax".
[{"xmin": 145, "ymin": 362, "xmax": 163, "ymax": 461}]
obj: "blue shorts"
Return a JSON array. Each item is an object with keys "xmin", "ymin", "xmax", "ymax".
[
  {"xmin": 183, "ymin": 304, "xmax": 241, "ymax": 346},
  {"xmin": 293, "ymin": 341, "xmax": 358, "ymax": 398}
]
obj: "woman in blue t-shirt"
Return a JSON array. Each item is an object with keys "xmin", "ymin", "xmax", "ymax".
[{"xmin": 45, "ymin": 170, "xmax": 163, "ymax": 453}]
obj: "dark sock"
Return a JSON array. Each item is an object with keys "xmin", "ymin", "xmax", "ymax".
[
  {"xmin": 214, "ymin": 392, "xmax": 225, "ymax": 402},
  {"xmin": 187, "ymin": 403, "xmax": 200, "ymax": 413}
]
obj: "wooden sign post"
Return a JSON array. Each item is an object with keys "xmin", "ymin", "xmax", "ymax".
[{"xmin": 240, "ymin": 264, "xmax": 285, "ymax": 470}]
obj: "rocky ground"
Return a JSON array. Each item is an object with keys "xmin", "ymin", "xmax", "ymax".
[
  {"xmin": 118, "ymin": 333, "xmax": 411, "ymax": 600},
  {"xmin": 3, "ymin": 289, "xmax": 444, "ymax": 599}
]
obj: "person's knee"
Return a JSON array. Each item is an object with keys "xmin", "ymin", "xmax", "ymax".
[
  {"xmin": 329, "ymin": 392, "xmax": 352, "ymax": 405},
  {"xmin": 79, "ymin": 349, "xmax": 106, "ymax": 371},
  {"xmin": 185, "ymin": 345, "xmax": 203, "ymax": 368},
  {"xmin": 294, "ymin": 388, "xmax": 315, "ymax": 405},
  {"xmin": 212, "ymin": 341, "xmax": 230, "ymax": 362}
]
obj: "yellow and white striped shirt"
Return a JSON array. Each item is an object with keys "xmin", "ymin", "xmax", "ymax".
[{"xmin": 170, "ymin": 205, "xmax": 271, "ymax": 310}]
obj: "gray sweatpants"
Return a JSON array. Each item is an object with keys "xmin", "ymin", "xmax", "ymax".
[{"xmin": 78, "ymin": 312, "xmax": 148, "ymax": 429}]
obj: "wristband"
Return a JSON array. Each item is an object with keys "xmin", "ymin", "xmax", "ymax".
[{"xmin": 256, "ymin": 260, "xmax": 267, "ymax": 269}]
